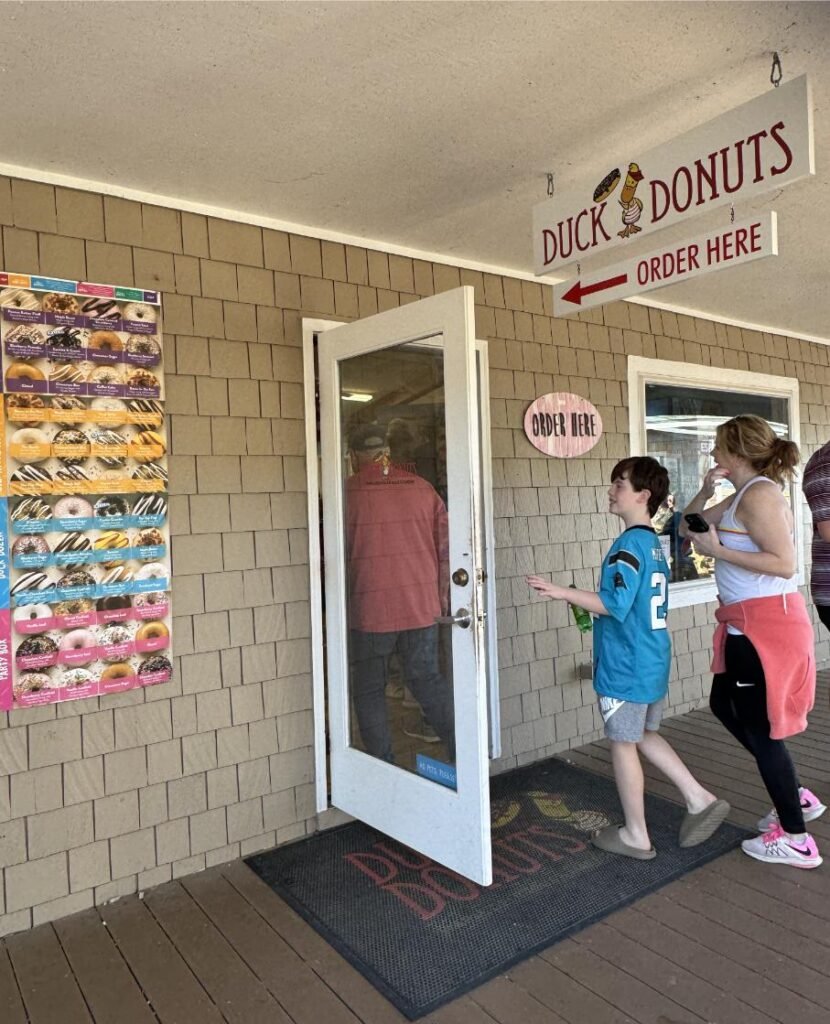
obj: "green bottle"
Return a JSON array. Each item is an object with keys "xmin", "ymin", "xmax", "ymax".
[{"xmin": 569, "ymin": 585, "xmax": 593, "ymax": 633}]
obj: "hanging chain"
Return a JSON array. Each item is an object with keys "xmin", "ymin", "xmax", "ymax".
[
  {"xmin": 770, "ymin": 52, "xmax": 782, "ymax": 88},
  {"xmin": 546, "ymin": 173, "xmax": 555, "ymax": 197}
]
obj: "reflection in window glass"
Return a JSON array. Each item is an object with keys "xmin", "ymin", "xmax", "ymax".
[{"xmin": 644, "ymin": 384, "xmax": 789, "ymax": 584}]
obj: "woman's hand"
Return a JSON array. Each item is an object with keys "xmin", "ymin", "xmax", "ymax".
[
  {"xmin": 688, "ymin": 523, "xmax": 722, "ymax": 558},
  {"xmin": 701, "ymin": 465, "xmax": 730, "ymax": 497},
  {"xmin": 526, "ymin": 575, "xmax": 566, "ymax": 600}
]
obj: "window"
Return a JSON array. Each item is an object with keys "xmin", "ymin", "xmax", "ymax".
[{"xmin": 628, "ymin": 357, "xmax": 801, "ymax": 607}]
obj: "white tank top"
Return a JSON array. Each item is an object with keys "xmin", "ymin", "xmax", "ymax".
[{"xmin": 716, "ymin": 476, "xmax": 796, "ymax": 633}]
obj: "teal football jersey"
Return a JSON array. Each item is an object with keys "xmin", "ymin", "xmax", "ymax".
[{"xmin": 593, "ymin": 525, "xmax": 671, "ymax": 703}]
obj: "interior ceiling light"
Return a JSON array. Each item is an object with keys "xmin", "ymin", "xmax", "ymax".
[{"xmin": 342, "ymin": 392, "xmax": 373, "ymax": 403}]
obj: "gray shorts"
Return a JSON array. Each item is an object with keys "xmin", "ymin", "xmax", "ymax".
[{"xmin": 597, "ymin": 696, "xmax": 665, "ymax": 743}]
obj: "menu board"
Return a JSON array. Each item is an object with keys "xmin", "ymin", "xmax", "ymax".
[{"xmin": 0, "ymin": 272, "xmax": 172, "ymax": 711}]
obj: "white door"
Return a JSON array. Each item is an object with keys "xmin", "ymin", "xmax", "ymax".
[{"xmin": 319, "ymin": 286, "xmax": 492, "ymax": 885}]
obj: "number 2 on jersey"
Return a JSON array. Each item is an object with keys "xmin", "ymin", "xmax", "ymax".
[{"xmin": 650, "ymin": 572, "xmax": 667, "ymax": 630}]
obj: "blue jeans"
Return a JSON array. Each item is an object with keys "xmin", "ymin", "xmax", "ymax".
[{"xmin": 349, "ymin": 625, "xmax": 455, "ymax": 762}]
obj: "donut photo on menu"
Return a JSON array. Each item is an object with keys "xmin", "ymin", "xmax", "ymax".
[
  {"xmin": 133, "ymin": 591, "xmax": 168, "ymax": 615},
  {"xmin": 53, "ymin": 532, "xmax": 93, "ymax": 564},
  {"xmin": 49, "ymin": 360, "xmax": 88, "ymax": 388},
  {"xmin": 10, "ymin": 570, "xmax": 56, "ymax": 601},
  {"xmin": 51, "ymin": 395, "xmax": 88, "ymax": 425},
  {"xmin": 122, "ymin": 302, "xmax": 158, "ymax": 325},
  {"xmin": 91, "ymin": 428, "xmax": 128, "ymax": 467},
  {"xmin": 138, "ymin": 655, "xmax": 172, "ymax": 681},
  {"xmin": 9, "ymin": 426, "xmax": 51, "ymax": 463},
  {"xmin": 5, "ymin": 360, "xmax": 47, "ymax": 392},
  {"xmin": 7, "ymin": 393, "xmax": 48, "ymax": 426},
  {"xmin": 94, "ymin": 494, "xmax": 131, "ymax": 519},
  {"xmin": 99, "ymin": 623, "xmax": 133, "ymax": 656},
  {"xmin": 13, "ymin": 671, "xmax": 54, "ymax": 701},
  {"xmin": 11, "ymin": 534, "xmax": 51, "ymax": 564},
  {"xmin": 47, "ymin": 326, "xmax": 87, "ymax": 358},
  {"xmin": 89, "ymin": 364, "xmax": 125, "ymax": 392},
  {"xmin": 94, "ymin": 530, "xmax": 129, "ymax": 567},
  {"xmin": 135, "ymin": 527, "xmax": 164, "ymax": 551},
  {"xmin": 130, "ymin": 429, "xmax": 166, "ymax": 462},
  {"xmin": 134, "ymin": 561, "xmax": 167, "ymax": 584},
  {"xmin": 132, "ymin": 462, "xmax": 168, "ymax": 487},
  {"xmin": 52, "ymin": 597, "xmax": 95, "ymax": 619},
  {"xmin": 126, "ymin": 368, "xmax": 161, "ymax": 395},
  {"xmin": 136, "ymin": 620, "xmax": 170, "ymax": 652},
  {"xmin": 53, "ymin": 464, "xmax": 91, "ymax": 488},
  {"xmin": 80, "ymin": 297, "xmax": 121, "ymax": 321},
  {"xmin": 11, "ymin": 496, "xmax": 52, "ymax": 523},
  {"xmin": 41, "ymin": 292, "xmax": 81, "ymax": 315},
  {"xmin": 53, "ymin": 495, "xmax": 94, "ymax": 521},
  {"xmin": 97, "ymin": 594, "xmax": 132, "ymax": 623},
  {"xmin": 0, "ymin": 286, "xmax": 41, "ymax": 311},
  {"xmin": 13, "ymin": 603, "xmax": 53, "ymax": 631},
  {"xmin": 100, "ymin": 662, "xmax": 136, "ymax": 685},
  {"xmin": 9, "ymin": 464, "xmax": 52, "ymax": 493},
  {"xmin": 133, "ymin": 493, "xmax": 167, "ymax": 520},
  {"xmin": 91, "ymin": 396, "xmax": 128, "ymax": 420},
  {"xmin": 52, "ymin": 427, "xmax": 91, "ymax": 465},
  {"xmin": 127, "ymin": 398, "xmax": 164, "ymax": 426},
  {"xmin": 88, "ymin": 330, "xmax": 124, "ymax": 358},
  {"xmin": 57, "ymin": 567, "xmax": 97, "ymax": 592},
  {"xmin": 125, "ymin": 334, "xmax": 161, "ymax": 364},
  {"xmin": 59, "ymin": 629, "xmax": 96, "ymax": 665},
  {"xmin": 16, "ymin": 634, "xmax": 59, "ymax": 668},
  {"xmin": 4, "ymin": 323, "xmax": 47, "ymax": 356},
  {"xmin": 61, "ymin": 668, "xmax": 95, "ymax": 689}
]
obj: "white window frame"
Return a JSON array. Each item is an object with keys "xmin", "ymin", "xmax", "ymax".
[{"xmin": 627, "ymin": 356, "xmax": 802, "ymax": 609}]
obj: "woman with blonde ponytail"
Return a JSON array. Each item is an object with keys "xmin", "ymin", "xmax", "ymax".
[{"xmin": 680, "ymin": 415, "xmax": 824, "ymax": 868}]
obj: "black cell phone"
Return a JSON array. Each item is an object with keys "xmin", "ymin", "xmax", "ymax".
[{"xmin": 684, "ymin": 512, "xmax": 710, "ymax": 533}]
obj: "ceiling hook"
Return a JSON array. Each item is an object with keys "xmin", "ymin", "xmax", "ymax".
[{"xmin": 770, "ymin": 52, "xmax": 782, "ymax": 88}]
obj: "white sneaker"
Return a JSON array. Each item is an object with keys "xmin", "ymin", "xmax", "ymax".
[
  {"xmin": 742, "ymin": 825, "xmax": 822, "ymax": 869},
  {"xmin": 403, "ymin": 719, "xmax": 440, "ymax": 743},
  {"xmin": 756, "ymin": 787, "xmax": 827, "ymax": 832}
]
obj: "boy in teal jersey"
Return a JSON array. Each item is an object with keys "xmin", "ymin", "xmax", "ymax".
[{"xmin": 528, "ymin": 457, "xmax": 730, "ymax": 859}]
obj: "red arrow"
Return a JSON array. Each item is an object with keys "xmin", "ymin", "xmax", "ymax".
[{"xmin": 561, "ymin": 272, "xmax": 628, "ymax": 306}]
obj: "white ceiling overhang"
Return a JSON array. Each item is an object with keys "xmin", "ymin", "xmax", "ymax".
[{"xmin": 1, "ymin": 1, "xmax": 828, "ymax": 340}]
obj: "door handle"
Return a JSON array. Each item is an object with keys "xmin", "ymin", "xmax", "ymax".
[{"xmin": 435, "ymin": 608, "xmax": 472, "ymax": 629}]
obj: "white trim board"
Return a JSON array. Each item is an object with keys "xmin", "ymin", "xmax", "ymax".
[{"xmin": 4, "ymin": 160, "xmax": 828, "ymax": 347}]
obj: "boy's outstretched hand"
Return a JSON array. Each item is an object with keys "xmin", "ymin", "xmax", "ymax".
[{"xmin": 526, "ymin": 575, "xmax": 565, "ymax": 600}]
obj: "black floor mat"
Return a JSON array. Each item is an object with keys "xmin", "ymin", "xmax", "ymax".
[{"xmin": 246, "ymin": 757, "xmax": 747, "ymax": 1019}]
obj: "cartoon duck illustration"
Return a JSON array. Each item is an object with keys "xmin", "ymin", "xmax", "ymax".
[{"xmin": 618, "ymin": 162, "xmax": 644, "ymax": 237}]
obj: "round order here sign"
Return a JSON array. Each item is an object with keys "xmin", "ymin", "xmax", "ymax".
[{"xmin": 523, "ymin": 392, "xmax": 603, "ymax": 458}]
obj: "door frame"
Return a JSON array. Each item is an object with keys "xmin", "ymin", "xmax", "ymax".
[{"xmin": 301, "ymin": 315, "xmax": 500, "ymax": 819}]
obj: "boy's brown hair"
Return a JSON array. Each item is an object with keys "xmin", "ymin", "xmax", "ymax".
[{"xmin": 611, "ymin": 456, "xmax": 669, "ymax": 517}]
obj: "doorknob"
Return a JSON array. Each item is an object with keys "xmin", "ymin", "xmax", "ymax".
[{"xmin": 435, "ymin": 608, "xmax": 472, "ymax": 629}]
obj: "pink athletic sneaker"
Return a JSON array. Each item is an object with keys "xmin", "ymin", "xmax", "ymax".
[
  {"xmin": 756, "ymin": 787, "xmax": 827, "ymax": 832},
  {"xmin": 741, "ymin": 824, "xmax": 822, "ymax": 869}
]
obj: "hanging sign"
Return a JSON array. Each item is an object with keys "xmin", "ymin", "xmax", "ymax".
[
  {"xmin": 533, "ymin": 75, "xmax": 813, "ymax": 275},
  {"xmin": 524, "ymin": 393, "xmax": 603, "ymax": 458},
  {"xmin": 553, "ymin": 212, "xmax": 777, "ymax": 314}
]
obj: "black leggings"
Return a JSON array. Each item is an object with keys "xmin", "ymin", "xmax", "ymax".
[
  {"xmin": 817, "ymin": 604, "xmax": 830, "ymax": 633},
  {"xmin": 709, "ymin": 634, "xmax": 805, "ymax": 834}
]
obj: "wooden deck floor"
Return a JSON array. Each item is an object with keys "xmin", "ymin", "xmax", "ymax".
[{"xmin": 3, "ymin": 676, "xmax": 829, "ymax": 1024}]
